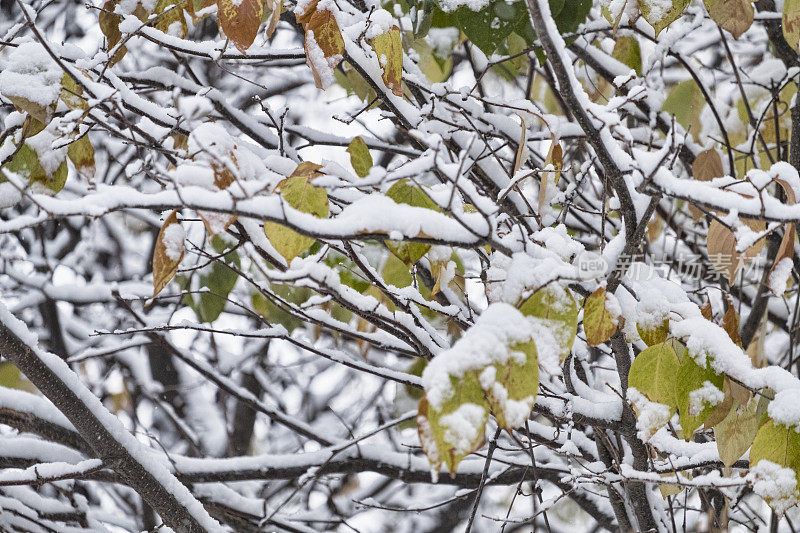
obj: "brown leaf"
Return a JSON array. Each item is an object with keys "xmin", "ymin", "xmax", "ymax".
[
  {"xmin": 690, "ymin": 148, "xmax": 724, "ymax": 220},
  {"xmin": 265, "ymin": 0, "xmax": 282, "ymax": 38},
  {"xmin": 152, "ymin": 210, "xmax": 185, "ymax": 298},
  {"xmin": 721, "ymin": 297, "xmax": 742, "ymax": 347},
  {"xmin": 707, "ymin": 217, "xmax": 765, "ymax": 283},
  {"xmin": 303, "ymin": 6, "xmax": 345, "ymax": 89},
  {"xmin": 218, "ymin": 0, "xmax": 264, "ymax": 52},
  {"xmin": 692, "ymin": 148, "xmax": 724, "ymax": 181},
  {"xmin": 700, "ymin": 296, "xmax": 713, "ymax": 321},
  {"xmin": 769, "ymin": 178, "xmax": 797, "ymax": 294}
]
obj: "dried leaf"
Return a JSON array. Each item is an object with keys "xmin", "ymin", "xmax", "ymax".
[
  {"xmin": 303, "ymin": 7, "xmax": 345, "ymax": 89},
  {"xmin": 707, "ymin": 217, "xmax": 765, "ymax": 283},
  {"xmin": 784, "ymin": 0, "xmax": 800, "ymax": 52},
  {"xmin": 152, "ymin": 210, "xmax": 185, "ymax": 298},
  {"xmin": 218, "ymin": 0, "xmax": 264, "ymax": 52}
]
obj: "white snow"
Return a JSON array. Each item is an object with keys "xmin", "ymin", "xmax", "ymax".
[
  {"xmin": 747, "ymin": 460, "xmax": 800, "ymax": 516},
  {"xmin": 688, "ymin": 381, "xmax": 724, "ymax": 416},
  {"xmin": 162, "ymin": 222, "xmax": 185, "ymax": 261},
  {"xmin": 439, "ymin": 403, "xmax": 487, "ymax": 454},
  {"xmin": 768, "ymin": 389, "xmax": 800, "ymax": 429}
]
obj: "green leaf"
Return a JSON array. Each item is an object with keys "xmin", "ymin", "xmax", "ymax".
[
  {"xmin": 251, "ymin": 283, "xmax": 311, "ymax": 333},
  {"xmin": 385, "ymin": 180, "xmax": 440, "ymax": 265},
  {"xmin": 675, "ymin": 356, "xmax": 724, "ymax": 438},
  {"xmin": 749, "ymin": 420, "xmax": 800, "ymax": 512},
  {"xmin": 451, "ymin": 1, "xmax": 529, "ymax": 56},
  {"xmin": 629, "ymin": 341, "xmax": 680, "ymax": 408},
  {"xmin": 0, "ymin": 362, "xmax": 36, "ymax": 393},
  {"xmin": 583, "ymin": 287, "xmax": 617, "ymax": 346},
  {"xmin": 714, "ymin": 395, "xmax": 762, "ymax": 466},
  {"xmin": 382, "ymin": 252, "xmax": 414, "ymax": 288},
  {"xmin": 263, "ymin": 162, "xmax": 329, "ymax": 264},
  {"xmin": 751, "ymin": 420, "xmax": 800, "ymax": 472},
  {"xmin": 410, "ymin": 37, "xmax": 453, "ymax": 82},
  {"xmin": 483, "ymin": 341, "xmax": 539, "ymax": 430},
  {"xmin": 518, "ymin": 286, "xmax": 577, "ymax": 362},
  {"xmin": 611, "ymin": 35, "xmax": 641, "ymax": 76},
  {"xmin": 661, "ymin": 79, "xmax": 705, "ymax": 139},
  {"xmin": 638, "ymin": 0, "xmax": 690, "ymax": 36},
  {"xmin": 4, "ymin": 143, "xmax": 68, "ymax": 194},
  {"xmin": 346, "ymin": 137, "xmax": 373, "ymax": 178},
  {"xmin": 195, "ymin": 236, "xmax": 241, "ymax": 322},
  {"xmin": 418, "ymin": 371, "xmax": 489, "ymax": 475}
]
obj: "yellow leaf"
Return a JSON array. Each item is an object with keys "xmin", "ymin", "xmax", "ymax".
[
  {"xmin": 583, "ymin": 287, "xmax": 617, "ymax": 346},
  {"xmin": 152, "ymin": 210, "xmax": 185, "ymax": 298},
  {"xmin": 369, "ymin": 26, "xmax": 403, "ymax": 97},
  {"xmin": 263, "ymin": 162, "xmax": 329, "ymax": 263},
  {"xmin": 346, "ymin": 136, "xmax": 373, "ymax": 178},
  {"xmin": 155, "ymin": 0, "xmax": 188, "ymax": 38},
  {"xmin": 299, "ymin": 3, "xmax": 344, "ymax": 89},
  {"xmin": 67, "ymin": 134, "xmax": 96, "ymax": 179}
]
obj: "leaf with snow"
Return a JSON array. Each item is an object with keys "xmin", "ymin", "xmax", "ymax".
[
  {"xmin": 369, "ymin": 26, "xmax": 404, "ymax": 97},
  {"xmin": 3, "ymin": 143, "xmax": 67, "ymax": 194},
  {"xmin": 385, "ymin": 180, "xmax": 440, "ymax": 266},
  {"xmin": 152, "ymin": 210, "xmax": 185, "ymax": 299},
  {"xmin": 518, "ymin": 286, "xmax": 578, "ymax": 362},
  {"xmin": 481, "ymin": 340, "xmax": 539, "ymax": 431},
  {"xmin": 301, "ymin": 4, "xmax": 345, "ymax": 90},
  {"xmin": 675, "ymin": 355, "xmax": 724, "ymax": 438},
  {"xmin": 749, "ymin": 420, "xmax": 800, "ymax": 514},
  {"xmin": 263, "ymin": 162, "xmax": 329, "ymax": 264},
  {"xmin": 155, "ymin": 0, "xmax": 188, "ymax": 38},
  {"xmin": 417, "ymin": 375, "xmax": 488, "ymax": 476},
  {"xmin": 638, "ymin": 0, "xmax": 689, "ymax": 36},
  {"xmin": 218, "ymin": 0, "xmax": 264, "ymax": 52}
]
